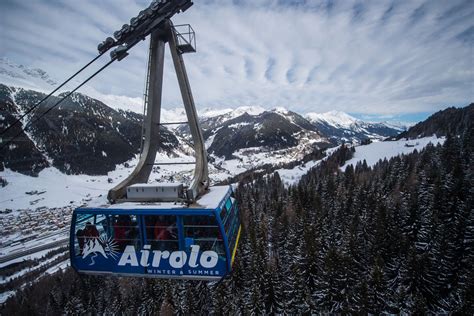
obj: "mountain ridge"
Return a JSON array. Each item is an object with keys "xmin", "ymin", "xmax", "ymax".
[
  {"xmin": 0, "ymin": 58, "xmax": 408, "ymax": 130},
  {"xmin": 0, "ymin": 84, "xmax": 183, "ymax": 176},
  {"xmin": 395, "ymin": 103, "xmax": 473, "ymax": 140},
  {"xmin": 0, "ymin": 81, "xmax": 409, "ymax": 177}
]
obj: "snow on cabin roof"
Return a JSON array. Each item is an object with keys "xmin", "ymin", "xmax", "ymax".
[
  {"xmin": 195, "ymin": 185, "xmax": 231, "ymax": 209},
  {"xmin": 82, "ymin": 185, "xmax": 232, "ymax": 210},
  {"xmin": 128, "ymin": 183, "xmax": 183, "ymax": 188}
]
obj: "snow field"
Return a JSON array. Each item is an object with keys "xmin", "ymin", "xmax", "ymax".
[
  {"xmin": 342, "ymin": 135, "xmax": 445, "ymax": 170},
  {"xmin": 273, "ymin": 135, "xmax": 444, "ymax": 186}
]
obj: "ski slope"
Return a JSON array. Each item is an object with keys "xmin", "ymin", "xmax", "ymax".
[
  {"xmin": 273, "ymin": 136, "xmax": 444, "ymax": 186},
  {"xmin": 342, "ymin": 135, "xmax": 445, "ymax": 170}
]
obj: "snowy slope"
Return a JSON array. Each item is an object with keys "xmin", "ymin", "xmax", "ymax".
[
  {"xmin": 161, "ymin": 105, "xmax": 266, "ymax": 127},
  {"xmin": 306, "ymin": 110, "xmax": 359, "ymax": 129},
  {"xmin": 0, "ymin": 58, "xmax": 58, "ymax": 92},
  {"xmin": 0, "ymin": 139, "xmax": 323, "ymax": 211},
  {"xmin": 0, "ymin": 58, "xmax": 144, "ymax": 113},
  {"xmin": 341, "ymin": 135, "xmax": 445, "ymax": 170},
  {"xmin": 0, "ymin": 148, "xmax": 318, "ymax": 210},
  {"xmin": 306, "ymin": 110, "xmax": 408, "ymax": 131},
  {"xmin": 272, "ymin": 136, "xmax": 444, "ymax": 186},
  {"xmin": 306, "ymin": 110, "xmax": 407, "ymax": 143},
  {"xmin": 274, "ymin": 159, "xmax": 323, "ymax": 186},
  {"xmin": 0, "ymin": 150, "xmax": 200, "ymax": 211}
]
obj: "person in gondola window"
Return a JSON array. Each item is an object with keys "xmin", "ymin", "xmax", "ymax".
[
  {"xmin": 114, "ymin": 216, "xmax": 131, "ymax": 251},
  {"xmin": 154, "ymin": 216, "xmax": 171, "ymax": 241},
  {"xmin": 76, "ymin": 228, "xmax": 85, "ymax": 255},
  {"xmin": 84, "ymin": 222, "xmax": 99, "ymax": 239}
]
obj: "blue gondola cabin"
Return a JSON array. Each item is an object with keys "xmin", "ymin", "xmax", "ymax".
[{"xmin": 70, "ymin": 185, "xmax": 241, "ymax": 280}]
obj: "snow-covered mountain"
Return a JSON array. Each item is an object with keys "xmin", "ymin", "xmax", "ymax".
[
  {"xmin": 0, "ymin": 82, "xmax": 405, "ymax": 179},
  {"xmin": 0, "ymin": 58, "xmax": 405, "ymax": 138},
  {"xmin": 166, "ymin": 105, "xmax": 327, "ymax": 159},
  {"xmin": 0, "ymin": 58, "xmax": 144, "ymax": 113},
  {"xmin": 0, "ymin": 59, "xmax": 406, "ymax": 186},
  {"xmin": 395, "ymin": 103, "xmax": 473, "ymax": 140},
  {"xmin": 0, "ymin": 84, "xmax": 186, "ymax": 176},
  {"xmin": 0, "ymin": 57, "xmax": 58, "ymax": 92},
  {"xmin": 203, "ymin": 110, "xmax": 328, "ymax": 159},
  {"xmin": 306, "ymin": 110, "xmax": 406, "ymax": 143},
  {"xmin": 307, "ymin": 110, "xmax": 358, "ymax": 129}
]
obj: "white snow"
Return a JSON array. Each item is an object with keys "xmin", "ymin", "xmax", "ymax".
[
  {"xmin": 0, "ymin": 147, "xmax": 242, "ymax": 211},
  {"xmin": 0, "ymin": 291, "xmax": 15, "ymax": 304},
  {"xmin": 128, "ymin": 182, "xmax": 185, "ymax": 188},
  {"xmin": 161, "ymin": 108, "xmax": 187, "ymax": 124},
  {"xmin": 228, "ymin": 122, "xmax": 252, "ymax": 129},
  {"xmin": 83, "ymin": 185, "xmax": 230, "ymax": 210},
  {"xmin": 0, "ymin": 251, "xmax": 67, "ymax": 284},
  {"xmin": 380, "ymin": 120, "xmax": 412, "ymax": 130},
  {"xmin": 205, "ymin": 132, "xmax": 217, "ymax": 148},
  {"xmin": 0, "ymin": 246, "xmax": 62, "ymax": 268},
  {"xmin": 273, "ymin": 106, "xmax": 290, "ymax": 114},
  {"xmin": 306, "ymin": 110, "xmax": 359, "ymax": 128},
  {"xmin": 306, "ymin": 110, "xmax": 410, "ymax": 134},
  {"xmin": 200, "ymin": 105, "xmax": 265, "ymax": 122},
  {"xmin": 162, "ymin": 105, "xmax": 266, "ymax": 124},
  {"xmin": 275, "ymin": 159, "xmax": 322, "ymax": 186},
  {"xmin": 194, "ymin": 185, "xmax": 231, "ymax": 209},
  {"xmin": 201, "ymin": 107, "xmax": 234, "ymax": 117},
  {"xmin": 341, "ymin": 135, "xmax": 445, "ymax": 170},
  {"xmin": 0, "ymin": 167, "xmax": 111, "ymax": 211},
  {"xmin": 43, "ymin": 259, "xmax": 70, "ymax": 276},
  {"xmin": 0, "ymin": 150, "xmax": 202, "ymax": 211},
  {"xmin": 271, "ymin": 135, "xmax": 444, "ymax": 186},
  {"xmin": 0, "ymin": 57, "xmax": 57, "ymax": 93},
  {"xmin": 227, "ymin": 105, "xmax": 265, "ymax": 118}
]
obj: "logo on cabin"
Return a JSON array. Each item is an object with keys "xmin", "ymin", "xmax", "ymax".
[
  {"xmin": 118, "ymin": 244, "xmax": 219, "ymax": 270},
  {"xmin": 82, "ymin": 235, "xmax": 120, "ymax": 265}
]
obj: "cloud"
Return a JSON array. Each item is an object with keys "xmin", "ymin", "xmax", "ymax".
[{"xmin": 0, "ymin": 0, "xmax": 472, "ymax": 118}]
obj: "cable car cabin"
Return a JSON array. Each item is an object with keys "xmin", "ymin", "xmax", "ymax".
[{"xmin": 70, "ymin": 185, "xmax": 241, "ymax": 280}]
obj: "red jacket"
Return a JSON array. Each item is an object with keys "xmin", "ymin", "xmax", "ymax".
[{"xmin": 154, "ymin": 222, "xmax": 171, "ymax": 240}]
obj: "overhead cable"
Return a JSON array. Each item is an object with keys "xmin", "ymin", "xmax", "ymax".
[
  {"xmin": 0, "ymin": 57, "xmax": 117, "ymax": 153},
  {"xmin": 0, "ymin": 52, "xmax": 106, "ymax": 136}
]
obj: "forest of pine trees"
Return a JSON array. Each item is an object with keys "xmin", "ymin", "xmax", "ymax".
[{"xmin": 2, "ymin": 129, "xmax": 473, "ymax": 314}]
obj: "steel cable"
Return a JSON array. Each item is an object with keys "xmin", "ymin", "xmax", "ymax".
[{"xmin": 0, "ymin": 52, "xmax": 106, "ymax": 136}]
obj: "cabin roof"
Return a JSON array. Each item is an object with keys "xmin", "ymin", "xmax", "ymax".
[{"xmin": 80, "ymin": 185, "xmax": 231, "ymax": 211}]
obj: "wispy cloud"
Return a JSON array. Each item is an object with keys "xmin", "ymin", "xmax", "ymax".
[{"xmin": 1, "ymin": 0, "xmax": 472, "ymax": 120}]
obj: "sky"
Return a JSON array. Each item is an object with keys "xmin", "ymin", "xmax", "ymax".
[{"xmin": 0, "ymin": 0, "xmax": 473, "ymax": 123}]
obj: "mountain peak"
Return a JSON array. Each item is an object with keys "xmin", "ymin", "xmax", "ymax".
[
  {"xmin": 306, "ymin": 110, "xmax": 358, "ymax": 128},
  {"xmin": 0, "ymin": 57, "xmax": 57, "ymax": 92},
  {"xmin": 231, "ymin": 105, "xmax": 266, "ymax": 117},
  {"xmin": 273, "ymin": 106, "xmax": 290, "ymax": 114},
  {"xmin": 200, "ymin": 105, "xmax": 265, "ymax": 119}
]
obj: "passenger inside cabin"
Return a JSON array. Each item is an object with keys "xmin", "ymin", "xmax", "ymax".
[
  {"xmin": 114, "ymin": 215, "xmax": 132, "ymax": 251},
  {"xmin": 76, "ymin": 228, "xmax": 85, "ymax": 254},
  {"xmin": 183, "ymin": 215, "xmax": 224, "ymax": 254},
  {"xmin": 84, "ymin": 222, "xmax": 99, "ymax": 240},
  {"xmin": 152, "ymin": 216, "xmax": 177, "ymax": 250},
  {"xmin": 154, "ymin": 216, "xmax": 172, "ymax": 240},
  {"xmin": 75, "ymin": 222, "xmax": 100, "ymax": 253}
]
